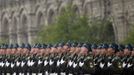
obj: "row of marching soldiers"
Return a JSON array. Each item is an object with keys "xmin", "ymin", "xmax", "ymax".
[{"xmin": 0, "ymin": 42, "xmax": 133, "ymax": 75}]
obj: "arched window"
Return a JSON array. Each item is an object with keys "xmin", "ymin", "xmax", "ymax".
[
  {"xmin": 22, "ymin": 15, "xmax": 28, "ymax": 30},
  {"xmin": 2, "ymin": 18, "xmax": 9, "ymax": 42},
  {"xmin": 48, "ymin": 9, "xmax": 55, "ymax": 24},
  {"xmin": 73, "ymin": 6, "xmax": 80, "ymax": 16},
  {"xmin": 19, "ymin": 15, "xmax": 28, "ymax": 43},
  {"xmin": 37, "ymin": 12, "xmax": 44, "ymax": 28},
  {"xmin": 10, "ymin": 17, "xmax": 18, "ymax": 43}
]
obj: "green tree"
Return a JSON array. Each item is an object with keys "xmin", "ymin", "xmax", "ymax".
[
  {"xmin": 0, "ymin": 39, "xmax": 8, "ymax": 44},
  {"xmin": 36, "ymin": 6, "xmax": 115, "ymax": 44},
  {"xmin": 89, "ymin": 18, "xmax": 115, "ymax": 43},
  {"xmin": 123, "ymin": 25, "xmax": 134, "ymax": 44}
]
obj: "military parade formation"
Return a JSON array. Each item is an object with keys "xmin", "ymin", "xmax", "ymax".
[{"xmin": 0, "ymin": 41, "xmax": 133, "ymax": 75}]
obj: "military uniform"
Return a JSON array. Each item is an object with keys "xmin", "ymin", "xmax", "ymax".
[
  {"xmin": 121, "ymin": 44, "xmax": 133, "ymax": 75},
  {"xmin": 0, "ymin": 42, "xmax": 134, "ymax": 75}
]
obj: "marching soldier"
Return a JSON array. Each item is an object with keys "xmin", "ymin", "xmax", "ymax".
[
  {"xmin": 0, "ymin": 42, "xmax": 134, "ymax": 75},
  {"xmin": 0, "ymin": 45, "xmax": 3, "ymax": 74},
  {"xmin": 56, "ymin": 43, "xmax": 65, "ymax": 75},
  {"xmin": 131, "ymin": 47, "xmax": 134, "ymax": 74},
  {"xmin": 92, "ymin": 44, "xmax": 102, "ymax": 75},
  {"xmin": 62, "ymin": 41, "xmax": 71, "ymax": 75},
  {"xmin": 107, "ymin": 44, "xmax": 122, "ymax": 75},
  {"xmin": 121, "ymin": 44, "xmax": 133, "ymax": 75},
  {"xmin": 78, "ymin": 43, "xmax": 94, "ymax": 75},
  {"xmin": 11, "ymin": 44, "xmax": 19, "ymax": 75},
  {"xmin": 22, "ymin": 43, "xmax": 31, "ymax": 75},
  {"xmin": 37, "ymin": 44, "xmax": 46, "ymax": 75},
  {"xmin": 43, "ymin": 44, "xmax": 52, "ymax": 75}
]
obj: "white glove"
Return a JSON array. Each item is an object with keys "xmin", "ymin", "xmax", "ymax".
[
  {"xmin": 68, "ymin": 61, "xmax": 73, "ymax": 66},
  {"xmin": 127, "ymin": 63, "xmax": 132, "ymax": 68},
  {"xmin": 100, "ymin": 63, "xmax": 104, "ymax": 68},
  {"xmin": 49, "ymin": 60, "xmax": 54, "ymax": 65},
  {"xmin": 57, "ymin": 60, "xmax": 60, "ymax": 66},
  {"xmin": 123, "ymin": 62, "xmax": 126, "ymax": 68},
  {"xmin": 30, "ymin": 60, "xmax": 35, "ymax": 66},
  {"xmin": 21, "ymin": 61, "xmax": 25, "ymax": 67},
  {"xmin": 27, "ymin": 60, "xmax": 31, "ymax": 66},
  {"xmin": 11, "ymin": 63, "xmax": 15, "ymax": 68},
  {"xmin": 73, "ymin": 63, "xmax": 77, "ymax": 68},
  {"xmin": 79, "ymin": 62, "xmax": 84, "ymax": 67},
  {"xmin": 44, "ymin": 60, "xmax": 48, "ymax": 66},
  {"xmin": 5, "ymin": 61, "xmax": 10, "ymax": 67},
  {"xmin": 60, "ymin": 59, "xmax": 65, "ymax": 64},
  {"xmin": 38, "ymin": 60, "xmax": 42, "ymax": 65},
  {"xmin": 107, "ymin": 62, "xmax": 112, "ymax": 67},
  {"xmin": 16, "ymin": 61, "xmax": 21, "ymax": 66},
  {"xmin": 1, "ymin": 62, "xmax": 4, "ymax": 67}
]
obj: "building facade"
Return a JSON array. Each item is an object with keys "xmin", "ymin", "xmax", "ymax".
[{"xmin": 0, "ymin": 0, "xmax": 134, "ymax": 44}]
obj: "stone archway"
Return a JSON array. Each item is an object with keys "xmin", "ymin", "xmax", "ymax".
[
  {"xmin": 107, "ymin": 17, "xmax": 119, "ymax": 42},
  {"xmin": 22, "ymin": 15, "xmax": 28, "ymax": 43},
  {"xmin": 10, "ymin": 17, "xmax": 18, "ymax": 43},
  {"xmin": 47, "ymin": 9, "xmax": 55, "ymax": 25},
  {"xmin": 19, "ymin": 15, "xmax": 29, "ymax": 44},
  {"xmin": 105, "ymin": 21, "xmax": 115, "ymax": 42},
  {"xmin": 37, "ymin": 12, "xmax": 44, "ymax": 29},
  {"xmin": 113, "ymin": 18, "xmax": 128, "ymax": 42},
  {"xmin": 73, "ymin": 5, "xmax": 80, "ymax": 16},
  {"xmin": 1, "ymin": 18, "xmax": 9, "ymax": 42},
  {"xmin": 90, "ymin": 19, "xmax": 116, "ymax": 43}
]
